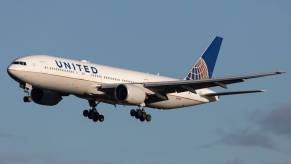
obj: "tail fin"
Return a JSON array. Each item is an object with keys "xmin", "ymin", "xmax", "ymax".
[{"xmin": 185, "ymin": 36, "xmax": 223, "ymax": 80}]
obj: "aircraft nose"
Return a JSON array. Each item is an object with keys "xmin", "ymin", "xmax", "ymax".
[
  {"xmin": 7, "ymin": 64, "xmax": 21, "ymax": 82},
  {"xmin": 7, "ymin": 64, "xmax": 14, "ymax": 77}
]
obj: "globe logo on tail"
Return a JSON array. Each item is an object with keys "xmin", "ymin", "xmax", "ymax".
[{"xmin": 186, "ymin": 57, "xmax": 209, "ymax": 80}]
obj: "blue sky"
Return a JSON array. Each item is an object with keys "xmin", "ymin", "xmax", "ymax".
[{"xmin": 0, "ymin": 0, "xmax": 290, "ymax": 164}]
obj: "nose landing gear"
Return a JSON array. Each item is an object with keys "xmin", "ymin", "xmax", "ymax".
[
  {"xmin": 23, "ymin": 96, "xmax": 31, "ymax": 102},
  {"xmin": 21, "ymin": 83, "xmax": 32, "ymax": 103}
]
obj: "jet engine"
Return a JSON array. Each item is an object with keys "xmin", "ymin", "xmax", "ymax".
[
  {"xmin": 31, "ymin": 88, "xmax": 62, "ymax": 106},
  {"xmin": 114, "ymin": 84, "xmax": 146, "ymax": 105}
]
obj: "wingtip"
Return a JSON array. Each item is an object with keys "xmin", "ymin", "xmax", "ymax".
[{"xmin": 276, "ymin": 71, "xmax": 286, "ymax": 74}]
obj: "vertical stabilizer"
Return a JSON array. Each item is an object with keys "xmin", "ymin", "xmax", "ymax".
[{"xmin": 185, "ymin": 36, "xmax": 223, "ymax": 80}]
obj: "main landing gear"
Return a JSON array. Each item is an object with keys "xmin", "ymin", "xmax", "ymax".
[
  {"xmin": 130, "ymin": 108, "xmax": 151, "ymax": 122},
  {"xmin": 82, "ymin": 101, "xmax": 151, "ymax": 123},
  {"xmin": 82, "ymin": 100, "xmax": 104, "ymax": 123}
]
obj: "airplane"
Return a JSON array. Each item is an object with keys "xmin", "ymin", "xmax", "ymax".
[{"xmin": 7, "ymin": 36, "xmax": 284, "ymax": 123}]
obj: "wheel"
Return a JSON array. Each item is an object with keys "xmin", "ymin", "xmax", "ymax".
[
  {"xmin": 140, "ymin": 117, "xmax": 145, "ymax": 122},
  {"xmin": 94, "ymin": 112, "xmax": 100, "ymax": 117},
  {"xmin": 136, "ymin": 109, "xmax": 143, "ymax": 118},
  {"xmin": 135, "ymin": 114, "xmax": 139, "ymax": 119},
  {"xmin": 99, "ymin": 115, "xmax": 104, "ymax": 122},
  {"xmin": 142, "ymin": 112, "xmax": 147, "ymax": 120},
  {"xmin": 130, "ymin": 109, "xmax": 136, "ymax": 116},
  {"xmin": 83, "ymin": 110, "xmax": 89, "ymax": 117},
  {"xmin": 92, "ymin": 115, "xmax": 99, "ymax": 122},
  {"xmin": 146, "ymin": 114, "xmax": 151, "ymax": 122},
  {"xmin": 23, "ymin": 96, "xmax": 30, "ymax": 102},
  {"xmin": 88, "ymin": 111, "xmax": 94, "ymax": 119}
]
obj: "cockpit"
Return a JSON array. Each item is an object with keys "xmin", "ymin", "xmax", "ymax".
[{"xmin": 12, "ymin": 61, "xmax": 27, "ymax": 66}]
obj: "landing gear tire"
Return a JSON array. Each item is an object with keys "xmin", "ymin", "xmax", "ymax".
[
  {"xmin": 83, "ymin": 110, "xmax": 89, "ymax": 117},
  {"xmin": 23, "ymin": 96, "xmax": 31, "ymax": 102},
  {"xmin": 136, "ymin": 109, "xmax": 143, "ymax": 118},
  {"xmin": 89, "ymin": 111, "xmax": 100, "ymax": 123},
  {"xmin": 142, "ymin": 112, "xmax": 147, "ymax": 119},
  {"xmin": 140, "ymin": 117, "xmax": 145, "ymax": 122},
  {"xmin": 134, "ymin": 114, "xmax": 139, "ymax": 119},
  {"xmin": 146, "ymin": 114, "xmax": 151, "ymax": 122},
  {"xmin": 88, "ymin": 111, "xmax": 94, "ymax": 119},
  {"xmin": 130, "ymin": 109, "xmax": 136, "ymax": 116},
  {"xmin": 93, "ymin": 115, "xmax": 99, "ymax": 122},
  {"xmin": 99, "ymin": 115, "xmax": 104, "ymax": 122}
]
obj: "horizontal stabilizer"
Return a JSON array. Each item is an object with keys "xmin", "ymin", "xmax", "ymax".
[{"xmin": 201, "ymin": 90, "xmax": 265, "ymax": 97}]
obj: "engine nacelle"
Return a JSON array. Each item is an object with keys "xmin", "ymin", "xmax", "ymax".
[
  {"xmin": 114, "ymin": 84, "xmax": 146, "ymax": 105},
  {"xmin": 31, "ymin": 88, "xmax": 62, "ymax": 106}
]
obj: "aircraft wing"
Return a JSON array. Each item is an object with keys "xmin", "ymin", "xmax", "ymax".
[{"xmin": 143, "ymin": 71, "xmax": 284, "ymax": 94}]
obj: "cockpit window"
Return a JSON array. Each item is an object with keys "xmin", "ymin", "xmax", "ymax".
[{"xmin": 12, "ymin": 61, "xmax": 26, "ymax": 65}]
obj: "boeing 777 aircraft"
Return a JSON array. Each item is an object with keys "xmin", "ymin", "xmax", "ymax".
[{"xmin": 7, "ymin": 37, "xmax": 284, "ymax": 123}]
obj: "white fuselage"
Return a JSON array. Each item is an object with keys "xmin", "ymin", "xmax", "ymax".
[{"xmin": 7, "ymin": 55, "xmax": 218, "ymax": 109}]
